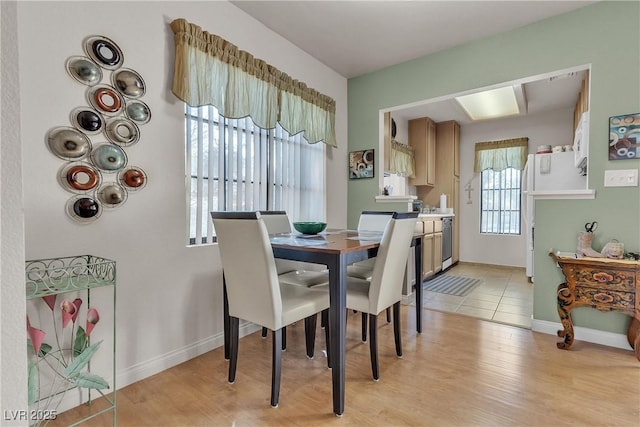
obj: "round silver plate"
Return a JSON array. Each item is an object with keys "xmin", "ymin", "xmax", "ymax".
[
  {"xmin": 112, "ymin": 68, "xmax": 146, "ymax": 99},
  {"xmin": 46, "ymin": 126, "xmax": 92, "ymax": 161},
  {"xmin": 65, "ymin": 56, "xmax": 103, "ymax": 86}
]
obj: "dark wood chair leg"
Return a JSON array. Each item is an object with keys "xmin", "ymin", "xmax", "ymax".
[
  {"xmin": 271, "ymin": 329, "xmax": 282, "ymax": 408},
  {"xmin": 304, "ymin": 314, "xmax": 317, "ymax": 359},
  {"xmin": 393, "ymin": 302, "xmax": 402, "ymax": 357},
  {"xmin": 361, "ymin": 312, "xmax": 368, "ymax": 342},
  {"xmin": 261, "ymin": 327, "xmax": 268, "ymax": 338},
  {"xmin": 322, "ymin": 309, "xmax": 331, "ymax": 368},
  {"xmin": 228, "ymin": 316, "xmax": 239, "ymax": 383},
  {"xmin": 386, "ymin": 307, "xmax": 391, "ymax": 323},
  {"xmin": 369, "ymin": 313, "xmax": 379, "ymax": 381},
  {"xmin": 282, "ymin": 326, "xmax": 287, "ymax": 351}
]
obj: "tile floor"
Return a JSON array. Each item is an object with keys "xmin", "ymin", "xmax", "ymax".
[{"xmin": 422, "ymin": 262, "xmax": 533, "ymax": 329}]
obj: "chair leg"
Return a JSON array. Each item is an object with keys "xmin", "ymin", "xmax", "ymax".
[
  {"xmin": 368, "ymin": 314, "xmax": 379, "ymax": 381},
  {"xmin": 361, "ymin": 312, "xmax": 368, "ymax": 342},
  {"xmin": 393, "ymin": 302, "xmax": 402, "ymax": 357},
  {"xmin": 282, "ymin": 326, "xmax": 287, "ymax": 351},
  {"xmin": 261, "ymin": 327, "xmax": 268, "ymax": 338},
  {"xmin": 228, "ymin": 317, "xmax": 239, "ymax": 383},
  {"xmin": 304, "ymin": 314, "xmax": 317, "ymax": 359},
  {"xmin": 386, "ymin": 307, "xmax": 391, "ymax": 323},
  {"xmin": 322, "ymin": 309, "xmax": 331, "ymax": 368},
  {"xmin": 271, "ymin": 329, "xmax": 282, "ymax": 408}
]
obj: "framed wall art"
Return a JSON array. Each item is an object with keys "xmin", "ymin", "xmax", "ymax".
[
  {"xmin": 609, "ymin": 112, "xmax": 640, "ymax": 160},
  {"xmin": 349, "ymin": 149, "xmax": 375, "ymax": 179}
]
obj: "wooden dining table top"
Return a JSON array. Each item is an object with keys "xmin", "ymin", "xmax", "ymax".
[{"xmin": 269, "ymin": 229, "xmax": 383, "ymax": 254}]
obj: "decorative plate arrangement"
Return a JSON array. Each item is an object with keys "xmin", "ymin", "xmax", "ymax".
[{"xmin": 47, "ymin": 35, "xmax": 150, "ymax": 222}]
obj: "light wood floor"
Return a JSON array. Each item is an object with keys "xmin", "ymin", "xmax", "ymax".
[{"xmin": 51, "ymin": 307, "xmax": 639, "ymax": 426}]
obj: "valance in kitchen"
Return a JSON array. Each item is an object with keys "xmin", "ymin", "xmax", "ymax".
[
  {"xmin": 390, "ymin": 139, "xmax": 415, "ymax": 178},
  {"xmin": 170, "ymin": 18, "xmax": 337, "ymax": 147},
  {"xmin": 474, "ymin": 137, "xmax": 529, "ymax": 172}
]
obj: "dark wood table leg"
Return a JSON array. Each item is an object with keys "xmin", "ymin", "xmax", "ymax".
[
  {"xmin": 327, "ymin": 254, "xmax": 347, "ymax": 416},
  {"xmin": 414, "ymin": 237, "xmax": 423, "ymax": 333},
  {"xmin": 556, "ymin": 282, "xmax": 575, "ymax": 350}
]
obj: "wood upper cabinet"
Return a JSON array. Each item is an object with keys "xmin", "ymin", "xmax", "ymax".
[
  {"xmin": 409, "ymin": 117, "xmax": 436, "ymax": 187},
  {"xmin": 383, "ymin": 112, "xmax": 391, "ymax": 172}
]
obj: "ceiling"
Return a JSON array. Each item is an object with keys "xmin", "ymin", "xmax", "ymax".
[{"xmin": 231, "ymin": 1, "xmax": 595, "ymax": 125}]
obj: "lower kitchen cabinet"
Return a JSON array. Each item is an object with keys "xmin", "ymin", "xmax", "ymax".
[
  {"xmin": 422, "ymin": 233, "xmax": 434, "ymax": 279},
  {"xmin": 434, "ymin": 232, "xmax": 443, "ymax": 274},
  {"xmin": 421, "ymin": 219, "xmax": 443, "ymax": 280}
]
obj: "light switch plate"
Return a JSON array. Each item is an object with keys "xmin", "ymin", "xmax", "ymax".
[{"xmin": 604, "ymin": 169, "xmax": 638, "ymax": 187}]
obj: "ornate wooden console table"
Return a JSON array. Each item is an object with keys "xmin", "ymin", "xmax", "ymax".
[{"xmin": 549, "ymin": 250, "xmax": 640, "ymax": 361}]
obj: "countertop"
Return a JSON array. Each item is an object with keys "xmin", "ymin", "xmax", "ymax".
[{"xmin": 418, "ymin": 213, "xmax": 455, "ymax": 218}]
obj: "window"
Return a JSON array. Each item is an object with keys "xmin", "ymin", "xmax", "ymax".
[
  {"xmin": 480, "ymin": 167, "xmax": 521, "ymax": 235},
  {"xmin": 186, "ymin": 105, "xmax": 325, "ymax": 245}
]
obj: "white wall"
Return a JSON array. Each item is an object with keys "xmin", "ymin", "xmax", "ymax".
[
  {"xmin": 1, "ymin": 1, "xmax": 28, "ymax": 423},
  {"xmin": 458, "ymin": 108, "xmax": 574, "ymax": 267},
  {"xmin": 15, "ymin": 0, "xmax": 347, "ymax": 407}
]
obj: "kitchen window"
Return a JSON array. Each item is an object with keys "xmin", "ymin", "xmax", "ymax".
[
  {"xmin": 480, "ymin": 167, "xmax": 521, "ymax": 235},
  {"xmin": 186, "ymin": 105, "xmax": 325, "ymax": 245}
]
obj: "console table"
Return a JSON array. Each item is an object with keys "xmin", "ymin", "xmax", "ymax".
[{"xmin": 549, "ymin": 250, "xmax": 640, "ymax": 361}]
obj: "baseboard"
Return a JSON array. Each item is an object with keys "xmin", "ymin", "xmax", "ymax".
[
  {"xmin": 531, "ymin": 318, "xmax": 632, "ymax": 350},
  {"xmin": 48, "ymin": 322, "xmax": 260, "ymax": 415},
  {"xmin": 116, "ymin": 321, "xmax": 260, "ymax": 389}
]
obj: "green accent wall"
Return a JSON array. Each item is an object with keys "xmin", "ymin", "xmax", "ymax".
[{"xmin": 347, "ymin": 2, "xmax": 640, "ymax": 334}]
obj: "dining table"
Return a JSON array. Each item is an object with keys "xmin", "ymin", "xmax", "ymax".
[
  {"xmin": 274, "ymin": 229, "xmax": 423, "ymax": 415},
  {"xmin": 222, "ymin": 228, "xmax": 423, "ymax": 416}
]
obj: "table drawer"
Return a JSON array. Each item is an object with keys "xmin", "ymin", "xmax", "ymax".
[
  {"xmin": 575, "ymin": 287, "xmax": 635, "ymax": 312},
  {"xmin": 572, "ymin": 267, "xmax": 636, "ymax": 292}
]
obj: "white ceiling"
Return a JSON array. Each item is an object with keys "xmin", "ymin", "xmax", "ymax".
[{"xmin": 231, "ymin": 0, "xmax": 596, "ymax": 124}]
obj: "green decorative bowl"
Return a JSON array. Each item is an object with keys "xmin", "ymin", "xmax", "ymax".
[{"xmin": 293, "ymin": 222, "xmax": 327, "ymax": 235}]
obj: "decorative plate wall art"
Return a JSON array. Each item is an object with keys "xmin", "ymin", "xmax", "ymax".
[{"xmin": 46, "ymin": 35, "xmax": 150, "ymax": 223}]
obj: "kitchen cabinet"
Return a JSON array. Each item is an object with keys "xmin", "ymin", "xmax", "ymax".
[
  {"xmin": 383, "ymin": 112, "xmax": 391, "ymax": 172},
  {"xmin": 434, "ymin": 231, "xmax": 443, "ymax": 274},
  {"xmin": 422, "ymin": 233, "xmax": 434, "ymax": 279},
  {"xmin": 573, "ymin": 69, "xmax": 590, "ymax": 134},
  {"xmin": 408, "ymin": 117, "xmax": 436, "ymax": 187},
  {"xmin": 421, "ymin": 219, "xmax": 442, "ymax": 279},
  {"xmin": 429, "ymin": 120, "xmax": 459, "ymax": 266}
]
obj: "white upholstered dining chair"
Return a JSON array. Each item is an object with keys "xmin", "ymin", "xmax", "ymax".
[
  {"xmin": 347, "ymin": 211, "xmax": 395, "ymax": 280},
  {"xmin": 347, "ymin": 211, "xmax": 395, "ymax": 339},
  {"xmin": 210, "ymin": 211, "xmax": 330, "ymax": 407},
  {"xmin": 315, "ymin": 212, "xmax": 418, "ymax": 381},
  {"xmin": 258, "ymin": 211, "xmax": 330, "ymax": 343}
]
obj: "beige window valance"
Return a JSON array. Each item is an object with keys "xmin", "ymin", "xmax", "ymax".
[
  {"xmin": 474, "ymin": 137, "xmax": 529, "ymax": 172},
  {"xmin": 170, "ymin": 18, "xmax": 337, "ymax": 147},
  {"xmin": 390, "ymin": 139, "xmax": 415, "ymax": 178}
]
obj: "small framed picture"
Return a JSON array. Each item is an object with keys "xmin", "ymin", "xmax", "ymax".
[
  {"xmin": 609, "ymin": 112, "xmax": 640, "ymax": 160},
  {"xmin": 349, "ymin": 149, "xmax": 375, "ymax": 179}
]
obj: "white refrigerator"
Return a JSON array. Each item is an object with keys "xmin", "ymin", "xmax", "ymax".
[{"xmin": 522, "ymin": 151, "xmax": 586, "ymax": 280}]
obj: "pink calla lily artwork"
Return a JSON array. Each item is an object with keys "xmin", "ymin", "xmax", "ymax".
[
  {"xmin": 71, "ymin": 298, "xmax": 83, "ymax": 323},
  {"xmin": 86, "ymin": 308, "xmax": 100, "ymax": 336},
  {"xmin": 27, "ymin": 317, "xmax": 46, "ymax": 356},
  {"xmin": 42, "ymin": 295, "xmax": 56, "ymax": 311},
  {"xmin": 60, "ymin": 300, "xmax": 77, "ymax": 328}
]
